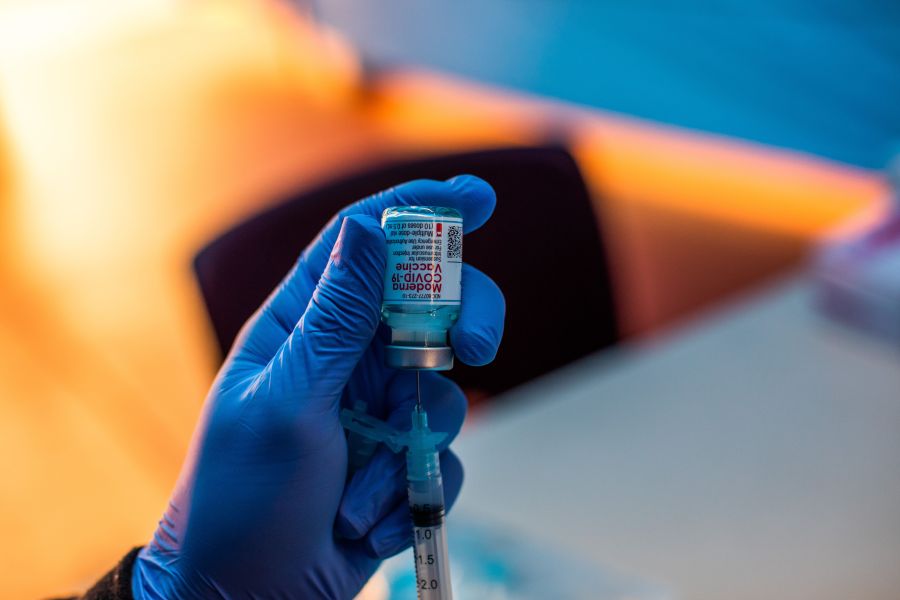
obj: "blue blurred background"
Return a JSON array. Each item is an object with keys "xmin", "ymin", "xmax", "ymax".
[{"xmin": 319, "ymin": 0, "xmax": 900, "ymax": 167}]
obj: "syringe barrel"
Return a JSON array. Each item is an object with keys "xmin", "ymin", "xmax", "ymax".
[
  {"xmin": 408, "ymin": 465, "xmax": 452, "ymax": 600},
  {"xmin": 408, "ymin": 472, "xmax": 444, "ymax": 522}
]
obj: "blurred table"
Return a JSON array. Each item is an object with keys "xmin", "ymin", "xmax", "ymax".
[{"xmin": 454, "ymin": 276, "xmax": 900, "ymax": 600}]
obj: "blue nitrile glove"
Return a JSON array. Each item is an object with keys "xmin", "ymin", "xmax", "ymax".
[{"xmin": 132, "ymin": 176, "xmax": 505, "ymax": 600}]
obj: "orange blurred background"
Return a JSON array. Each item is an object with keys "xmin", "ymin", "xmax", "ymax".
[{"xmin": 0, "ymin": 1, "xmax": 887, "ymax": 597}]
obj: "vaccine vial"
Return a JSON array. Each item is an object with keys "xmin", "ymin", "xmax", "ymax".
[{"xmin": 381, "ymin": 206, "xmax": 463, "ymax": 370}]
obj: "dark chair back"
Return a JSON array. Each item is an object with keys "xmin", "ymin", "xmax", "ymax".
[{"xmin": 194, "ymin": 146, "xmax": 617, "ymax": 398}]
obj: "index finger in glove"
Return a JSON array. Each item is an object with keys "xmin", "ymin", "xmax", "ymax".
[
  {"xmin": 240, "ymin": 175, "xmax": 497, "ymax": 363},
  {"xmin": 234, "ymin": 176, "xmax": 497, "ymax": 366},
  {"xmin": 301, "ymin": 175, "xmax": 496, "ymax": 289}
]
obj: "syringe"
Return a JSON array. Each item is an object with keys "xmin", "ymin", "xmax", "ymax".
[
  {"xmin": 406, "ymin": 403, "xmax": 452, "ymax": 599},
  {"xmin": 347, "ymin": 203, "xmax": 464, "ymax": 597},
  {"xmin": 340, "ymin": 399, "xmax": 453, "ymax": 599}
]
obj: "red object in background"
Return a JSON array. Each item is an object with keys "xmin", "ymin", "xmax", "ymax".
[{"xmin": 436, "ymin": 222, "xmax": 442, "ymax": 236}]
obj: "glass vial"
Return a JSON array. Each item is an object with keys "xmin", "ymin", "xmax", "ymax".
[{"xmin": 381, "ymin": 206, "xmax": 463, "ymax": 370}]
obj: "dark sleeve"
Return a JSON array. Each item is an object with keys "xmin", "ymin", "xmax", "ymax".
[{"xmin": 49, "ymin": 547, "xmax": 142, "ymax": 600}]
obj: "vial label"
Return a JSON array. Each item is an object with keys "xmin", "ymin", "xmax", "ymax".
[{"xmin": 383, "ymin": 216, "xmax": 462, "ymax": 305}]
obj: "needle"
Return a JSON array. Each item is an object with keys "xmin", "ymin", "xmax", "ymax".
[{"xmin": 416, "ymin": 370, "xmax": 422, "ymax": 411}]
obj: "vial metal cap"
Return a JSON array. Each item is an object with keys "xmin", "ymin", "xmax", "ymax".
[{"xmin": 385, "ymin": 345, "xmax": 454, "ymax": 370}]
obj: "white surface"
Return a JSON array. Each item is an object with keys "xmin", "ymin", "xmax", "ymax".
[{"xmin": 454, "ymin": 277, "xmax": 900, "ymax": 600}]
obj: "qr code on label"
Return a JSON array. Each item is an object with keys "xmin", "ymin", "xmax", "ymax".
[{"xmin": 447, "ymin": 225, "xmax": 462, "ymax": 259}]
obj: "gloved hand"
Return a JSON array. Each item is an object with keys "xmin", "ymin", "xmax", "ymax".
[{"xmin": 132, "ymin": 176, "xmax": 504, "ymax": 599}]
